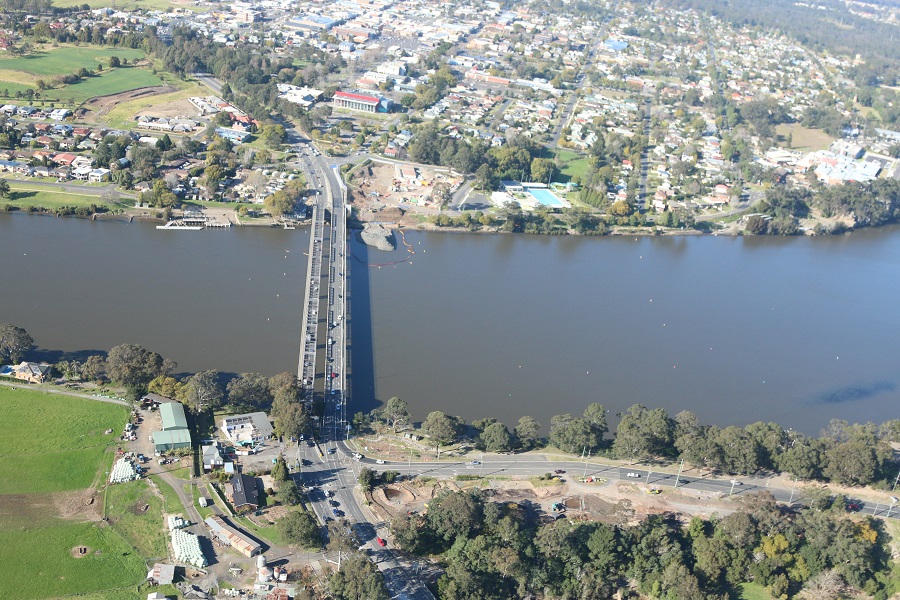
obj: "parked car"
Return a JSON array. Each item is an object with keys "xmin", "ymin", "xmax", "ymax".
[
  {"xmin": 554, "ymin": 469, "xmax": 566, "ymax": 475},
  {"xmin": 376, "ymin": 537, "xmax": 387, "ymax": 547}
]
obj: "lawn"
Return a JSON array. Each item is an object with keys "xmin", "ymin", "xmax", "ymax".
[
  {"xmin": 1, "ymin": 183, "xmax": 126, "ymax": 212},
  {"xmin": 0, "ymin": 46, "xmax": 145, "ymax": 77},
  {"xmin": 0, "ymin": 522, "xmax": 147, "ymax": 600},
  {"xmin": 776, "ymin": 123, "xmax": 834, "ymax": 151},
  {"xmin": 105, "ymin": 479, "xmax": 168, "ymax": 560},
  {"xmin": 0, "ymin": 387, "xmax": 127, "ymax": 494}
]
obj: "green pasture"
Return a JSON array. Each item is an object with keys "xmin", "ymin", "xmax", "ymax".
[
  {"xmin": 0, "ymin": 522, "xmax": 146, "ymax": 600},
  {"xmin": 104, "ymin": 479, "xmax": 168, "ymax": 559},
  {"xmin": 1, "ymin": 183, "xmax": 126, "ymax": 211},
  {"xmin": 0, "ymin": 387, "xmax": 127, "ymax": 494}
]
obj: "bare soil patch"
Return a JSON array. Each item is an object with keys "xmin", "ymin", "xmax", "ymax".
[
  {"xmin": 70, "ymin": 545, "xmax": 91, "ymax": 558},
  {"xmin": 0, "ymin": 488, "xmax": 102, "ymax": 523}
]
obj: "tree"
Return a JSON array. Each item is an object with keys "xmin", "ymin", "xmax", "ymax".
[
  {"xmin": 384, "ymin": 396, "xmax": 410, "ymax": 432},
  {"xmin": 271, "ymin": 454, "xmax": 289, "ymax": 481},
  {"xmin": 108, "ymin": 56, "xmax": 121, "ymax": 68},
  {"xmin": 530, "ymin": 157, "xmax": 554, "ymax": 183},
  {"xmin": 226, "ymin": 372, "xmax": 273, "ymax": 411},
  {"xmin": 203, "ymin": 164, "xmax": 223, "ymax": 197},
  {"xmin": 514, "ymin": 416, "xmax": 541, "ymax": 450},
  {"xmin": 262, "ymin": 123, "xmax": 287, "ymax": 149},
  {"xmin": 82, "ymin": 355, "xmax": 105, "ymax": 382},
  {"xmin": 265, "ymin": 189, "xmax": 297, "ymax": 217},
  {"xmin": 422, "ymin": 411, "xmax": 461, "ymax": 457},
  {"xmin": 274, "ymin": 402, "xmax": 309, "ymax": 440},
  {"xmin": 178, "ymin": 370, "xmax": 224, "ymax": 413},
  {"xmin": 276, "ymin": 479, "xmax": 303, "ymax": 506},
  {"xmin": 612, "ymin": 404, "xmax": 673, "ymax": 461},
  {"xmin": 426, "ymin": 490, "xmax": 484, "ymax": 546},
  {"xmin": 329, "ymin": 553, "xmax": 390, "ymax": 600},
  {"xmin": 549, "ymin": 413, "xmax": 601, "ymax": 454},
  {"xmin": 358, "ymin": 467, "xmax": 377, "ymax": 492},
  {"xmin": 279, "ymin": 510, "xmax": 321, "ymax": 548},
  {"xmin": 105, "ymin": 343, "xmax": 172, "ymax": 397},
  {"xmin": 0, "ymin": 178, "xmax": 10, "ymax": 198},
  {"xmin": 0, "ymin": 323, "xmax": 33, "ymax": 363},
  {"xmin": 147, "ymin": 375, "xmax": 182, "ymax": 399},
  {"xmin": 481, "ymin": 422, "xmax": 513, "ymax": 453}
]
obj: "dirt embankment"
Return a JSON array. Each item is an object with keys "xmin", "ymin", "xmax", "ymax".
[{"xmin": 77, "ymin": 85, "xmax": 179, "ymax": 123}]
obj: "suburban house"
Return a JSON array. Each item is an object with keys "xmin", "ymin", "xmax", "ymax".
[
  {"xmin": 151, "ymin": 402, "xmax": 192, "ymax": 453},
  {"xmin": 202, "ymin": 441, "xmax": 225, "ymax": 471},
  {"xmin": 225, "ymin": 473, "xmax": 259, "ymax": 512},
  {"xmin": 1, "ymin": 361, "xmax": 51, "ymax": 383},
  {"xmin": 205, "ymin": 515, "xmax": 262, "ymax": 557},
  {"xmin": 221, "ymin": 412, "xmax": 273, "ymax": 447}
]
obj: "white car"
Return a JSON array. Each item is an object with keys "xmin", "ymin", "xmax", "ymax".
[
  {"xmin": 626, "ymin": 472, "xmax": 640, "ymax": 478},
  {"xmin": 376, "ymin": 459, "xmax": 385, "ymax": 465}
]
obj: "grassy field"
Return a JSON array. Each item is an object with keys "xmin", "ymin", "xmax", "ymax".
[
  {"xmin": 555, "ymin": 149, "xmax": 591, "ymax": 183},
  {"xmin": 0, "ymin": 522, "xmax": 147, "ymax": 600},
  {"xmin": 0, "ymin": 46, "xmax": 161, "ymax": 107},
  {"xmin": 148, "ymin": 474, "xmax": 183, "ymax": 514},
  {"xmin": 104, "ymin": 479, "xmax": 168, "ymax": 560},
  {"xmin": 776, "ymin": 123, "xmax": 834, "ymax": 151},
  {"xmin": 53, "ymin": 67, "xmax": 164, "ymax": 104},
  {"xmin": 1, "ymin": 182, "xmax": 126, "ymax": 212},
  {"xmin": 52, "ymin": 0, "xmax": 203, "ymax": 11},
  {"xmin": 0, "ymin": 387, "xmax": 127, "ymax": 494},
  {"xmin": 0, "ymin": 47, "xmax": 145, "ymax": 76}
]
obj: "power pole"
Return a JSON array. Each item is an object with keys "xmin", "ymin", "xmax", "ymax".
[{"xmin": 674, "ymin": 458, "xmax": 685, "ymax": 489}]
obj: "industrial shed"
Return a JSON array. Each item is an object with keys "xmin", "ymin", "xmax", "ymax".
[
  {"xmin": 151, "ymin": 401, "xmax": 192, "ymax": 452},
  {"xmin": 205, "ymin": 515, "xmax": 263, "ymax": 557}
]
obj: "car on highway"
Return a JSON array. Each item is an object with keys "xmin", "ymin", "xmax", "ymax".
[
  {"xmin": 328, "ymin": 447, "xmax": 336, "ymax": 454},
  {"xmin": 376, "ymin": 537, "xmax": 387, "ymax": 547},
  {"xmin": 469, "ymin": 460, "xmax": 481, "ymax": 466},
  {"xmin": 554, "ymin": 470, "xmax": 566, "ymax": 475},
  {"xmin": 626, "ymin": 472, "xmax": 640, "ymax": 478},
  {"xmin": 376, "ymin": 459, "xmax": 385, "ymax": 465}
]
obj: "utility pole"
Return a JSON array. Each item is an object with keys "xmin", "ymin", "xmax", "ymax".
[
  {"xmin": 729, "ymin": 479, "xmax": 738, "ymax": 496},
  {"xmin": 674, "ymin": 458, "xmax": 685, "ymax": 489},
  {"xmin": 583, "ymin": 449, "xmax": 590, "ymax": 479},
  {"xmin": 646, "ymin": 468, "xmax": 652, "ymax": 486},
  {"xmin": 789, "ymin": 477, "xmax": 797, "ymax": 504}
]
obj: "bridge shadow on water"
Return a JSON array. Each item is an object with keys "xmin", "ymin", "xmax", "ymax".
[{"xmin": 347, "ymin": 235, "xmax": 380, "ymax": 416}]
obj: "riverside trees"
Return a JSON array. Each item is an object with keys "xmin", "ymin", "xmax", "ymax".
[{"xmin": 0, "ymin": 323, "xmax": 33, "ymax": 363}]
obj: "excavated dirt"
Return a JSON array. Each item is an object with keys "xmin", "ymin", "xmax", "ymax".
[{"xmin": 77, "ymin": 85, "xmax": 179, "ymax": 122}]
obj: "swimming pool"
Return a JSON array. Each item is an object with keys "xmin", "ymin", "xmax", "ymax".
[{"xmin": 526, "ymin": 187, "xmax": 566, "ymax": 208}]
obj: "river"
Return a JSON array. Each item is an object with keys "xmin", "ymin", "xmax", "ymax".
[{"xmin": 3, "ymin": 212, "xmax": 899, "ymax": 434}]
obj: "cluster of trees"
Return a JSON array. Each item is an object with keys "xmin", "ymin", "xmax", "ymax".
[
  {"xmin": 395, "ymin": 399, "xmax": 898, "ymax": 488},
  {"xmin": 427, "ymin": 204, "xmax": 612, "ymax": 235},
  {"xmin": 748, "ymin": 179, "xmax": 900, "ymax": 235},
  {"xmin": 390, "ymin": 488, "xmax": 896, "ymax": 600}
]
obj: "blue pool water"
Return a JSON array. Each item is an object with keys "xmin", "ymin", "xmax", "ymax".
[{"xmin": 526, "ymin": 187, "xmax": 565, "ymax": 207}]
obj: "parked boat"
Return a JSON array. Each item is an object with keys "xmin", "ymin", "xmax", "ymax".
[{"xmin": 156, "ymin": 220, "xmax": 203, "ymax": 230}]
